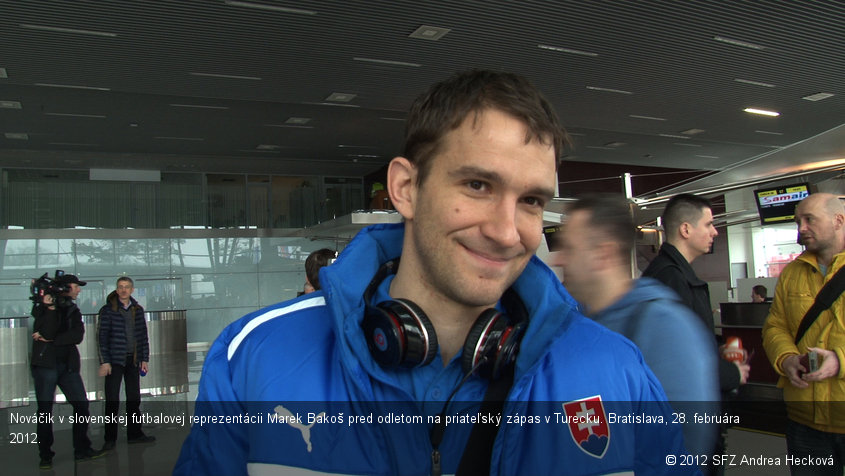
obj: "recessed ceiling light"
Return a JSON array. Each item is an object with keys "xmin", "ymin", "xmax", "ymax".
[
  {"xmin": 586, "ymin": 146, "xmax": 616, "ymax": 150},
  {"xmin": 744, "ymin": 107, "xmax": 780, "ymax": 117},
  {"xmin": 35, "ymin": 83, "xmax": 110, "ymax": 91},
  {"xmin": 223, "ymin": 1, "xmax": 317, "ymax": 15},
  {"xmin": 680, "ymin": 128, "xmax": 706, "ymax": 135},
  {"xmin": 380, "ymin": 117, "xmax": 405, "ymax": 121},
  {"xmin": 170, "ymin": 103, "xmax": 229, "ymax": 110},
  {"xmin": 802, "ymin": 92, "xmax": 834, "ymax": 102},
  {"xmin": 20, "ymin": 23, "xmax": 117, "ymax": 37},
  {"xmin": 586, "ymin": 86, "xmax": 633, "ymax": 95},
  {"xmin": 695, "ymin": 155, "xmax": 720, "ymax": 159},
  {"xmin": 264, "ymin": 123, "xmax": 314, "ymax": 129},
  {"xmin": 538, "ymin": 44, "xmax": 598, "ymax": 57},
  {"xmin": 0, "ymin": 68, "xmax": 7, "ymax": 78},
  {"xmin": 629, "ymin": 114, "xmax": 666, "ymax": 121},
  {"xmin": 302, "ymin": 102, "xmax": 360, "ymax": 108},
  {"xmin": 44, "ymin": 112, "xmax": 106, "ymax": 118},
  {"xmin": 734, "ymin": 78, "xmax": 775, "ymax": 88},
  {"xmin": 409, "ymin": 25, "xmax": 450, "ymax": 41},
  {"xmin": 0, "ymin": 100, "xmax": 21, "ymax": 109},
  {"xmin": 190, "ymin": 72, "xmax": 261, "ymax": 81},
  {"xmin": 285, "ymin": 117, "xmax": 311, "ymax": 125},
  {"xmin": 49, "ymin": 142, "xmax": 99, "ymax": 147},
  {"xmin": 659, "ymin": 134, "xmax": 690, "ymax": 140},
  {"xmin": 154, "ymin": 136, "xmax": 204, "ymax": 141},
  {"xmin": 604, "ymin": 141, "xmax": 626, "ymax": 147},
  {"xmin": 5, "ymin": 132, "xmax": 29, "ymax": 140},
  {"xmin": 755, "ymin": 130, "xmax": 784, "ymax": 135},
  {"xmin": 353, "ymin": 57, "xmax": 421, "ymax": 67},
  {"xmin": 325, "ymin": 93, "xmax": 357, "ymax": 102},
  {"xmin": 673, "ymin": 143, "xmax": 702, "ymax": 147},
  {"xmin": 337, "ymin": 144, "xmax": 377, "ymax": 149},
  {"xmin": 713, "ymin": 36, "xmax": 765, "ymax": 50},
  {"xmin": 256, "ymin": 144, "xmax": 281, "ymax": 150}
]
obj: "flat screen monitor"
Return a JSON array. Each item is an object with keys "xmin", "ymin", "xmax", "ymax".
[{"xmin": 754, "ymin": 183, "xmax": 810, "ymax": 226}]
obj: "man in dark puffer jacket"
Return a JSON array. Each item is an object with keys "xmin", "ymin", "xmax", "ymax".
[{"xmin": 97, "ymin": 276, "xmax": 155, "ymax": 449}]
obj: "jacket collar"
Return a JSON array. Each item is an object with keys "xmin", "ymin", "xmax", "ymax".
[
  {"xmin": 659, "ymin": 242, "xmax": 706, "ymax": 286},
  {"xmin": 320, "ymin": 223, "xmax": 578, "ymax": 382}
]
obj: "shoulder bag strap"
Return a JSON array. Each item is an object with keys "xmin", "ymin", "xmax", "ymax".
[
  {"xmin": 794, "ymin": 264, "xmax": 845, "ymax": 346},
  {"xmin": 455, "ymin": 363, "xmax": 515, "ymax": 476}
]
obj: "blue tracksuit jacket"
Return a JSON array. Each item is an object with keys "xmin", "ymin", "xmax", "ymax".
[{"xmin": 175, "ymin": 223, "xmax": 698, "ymax": 476}]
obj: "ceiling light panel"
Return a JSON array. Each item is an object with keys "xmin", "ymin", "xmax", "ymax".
[
  {"xmin": 20, "ymin": 23, "xmax": 118, "ymax": 37},
  {"xmin": 223, "ymin": 1, "xmax": 317, "ymax": 15},
  {"xmin": 170, "ymin": 104, "xmax": 229, "ymax": 110},
  {"xmin": 538, "ymin": 44, "xmax": 598, "ymax": 57},
  {"xmin": 734, "ymin": 78, "xmax": 775, "ymax": 88},
  {"xmin": 5, "ymin": 132, "xmax": 29, "ymax": 140},
  {"xmin": 713, "ymin": 36, "xmax": 765, "ymax": 50},
  {"xmin": 190, "ymin": 72, "xmax": 261, "ymax": 81},
  {"xmin": 353, "ymin": 57, "xmax": 421, "ymax": 67},
  {"xmin": 409, "ymin": 25, "xmax": 451, "ymax": 41},
  {"xmin": 44, "ymin": 112, "xmax": 106, "ymax": 118},
  {"xmin": 0, "ymin": 68, "xmax": 7, "ymax": 78},
  {"xmin": 802, "ymin": 92, "xmax": 834, "ymax": 102},
  {"xmin": 285, "ymin": 117, "xmax": 311, "ymax": 125},
  {"xmin": 0, "ymin": 100, "xmax": 22, "ymax": 109},
  {"xmin": 325, "ymin": 93, "xmax": 356, "ymax": 102},
  {"xmin": 586, "ymin": 86, "xmax": 633, "ymax": 95},
  {"xmin": 629, "ymin": 115, "xmax": 666, "ymax": 121},
  {"xmin": 35, "ymin": 83, "xmax": 110, "ymax": 91},
  {"xmin": 744, "ymin": 107, "xmax": 780, "ymax": 117}
]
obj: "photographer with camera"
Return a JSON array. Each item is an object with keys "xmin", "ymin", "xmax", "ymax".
[{"xmin": 30, "ymin": 271, "xmax": 105, "ymax": 470}]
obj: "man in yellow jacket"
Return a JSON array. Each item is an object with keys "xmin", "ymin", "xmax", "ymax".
[{"xmin": 762, "ymin": 192, "xmax": 845, "ymax": 475}]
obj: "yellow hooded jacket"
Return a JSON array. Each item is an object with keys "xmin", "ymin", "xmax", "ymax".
[{"xmin": 762, "ymin": 249, "xmax": 845, "ymax": 433}]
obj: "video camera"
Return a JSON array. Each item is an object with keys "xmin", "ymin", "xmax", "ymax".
[{"xmin": 29, "ymin": 270, "xmax": 70, "ymax": 303}]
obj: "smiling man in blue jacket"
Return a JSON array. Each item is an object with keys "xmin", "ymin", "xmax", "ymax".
[{"xmin": 175, "ymin": 70, "xmax": 698, "ymax": 476}]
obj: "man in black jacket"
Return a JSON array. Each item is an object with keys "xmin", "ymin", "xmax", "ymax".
[
  {"xmin": 643, "ymin": 193, "xmax": 750, "ymax": 391},
  {"xmin": 97, "ymin": 276, "xmax": 155, "ymax": 450},
  {"xmin": 31, "ymin": 273, "xmax": 105, "ymax": 469}
]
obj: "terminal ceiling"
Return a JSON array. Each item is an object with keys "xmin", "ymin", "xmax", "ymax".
[{"xmin": 0, "ymin": 1, "xmax": 842, "ymax": 197}]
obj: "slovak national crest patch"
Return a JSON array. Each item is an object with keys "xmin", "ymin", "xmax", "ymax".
[{"xmin": 561, "ymin": 395, "xmax": 609, "ymax": 458}]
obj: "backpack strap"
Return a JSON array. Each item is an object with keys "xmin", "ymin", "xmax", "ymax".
[{"xmin": 794, "ymin": 265, "xmax": 845, "ymax": 346}]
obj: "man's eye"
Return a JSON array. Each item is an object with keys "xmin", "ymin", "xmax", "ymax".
[
  {"xmin": 467, "ymin": 181, "xmax": 485, "ymax": 191},
  {"xmin": 523, "ymin": 197, "xmax": 543, "ymax": 207}
]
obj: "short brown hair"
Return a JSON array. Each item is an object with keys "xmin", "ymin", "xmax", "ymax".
[
  {"xmin": 403, "ymin": 69, "xmax": 568, "ymax": 185},
  {"xmin": 662, "ymin": 194, "xmax": 712, "ymax": 240},
  {"xmin": 305, "ymin": 249, "xmax": 335, "ymax": 291},
  {"xmin": 568, "ymin": 194, "xmax": 636, "ymax": 258}
]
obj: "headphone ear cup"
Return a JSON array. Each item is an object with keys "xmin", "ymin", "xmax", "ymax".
[
  {"xmin": 362, "ymin": 303, "xmax": 406, "ymax": 368},
  {"xmin": 362, "ymin": 299, "xmax": 438, "ymax": 369},
  {"xmin": 393, "ymin": 298, "xmax": 438, "ymax": 367},
  {"xmin": 462, "ymin": 309, "xmax": 509, "ymax": 378}
]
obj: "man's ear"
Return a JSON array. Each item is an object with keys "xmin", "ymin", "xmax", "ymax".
[
  {"xmin": 834, "ymin": 212, "xmax": 845, "ymax": 231},
  {"xmin": 594, "ymin": 240, "xmax": 621, "ymax": 269},
  {"xmin": 387, "ymin": 157, "xmax": 417, "ymax": 220},
  {"xmin": 678, "ymin": 222, "xmax": 691, "ymax": 239}
]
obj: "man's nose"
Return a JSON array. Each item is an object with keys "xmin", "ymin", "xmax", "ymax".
[{"xmin": 480, "ymin": 199, "xmax": 521, "ymax": 247}]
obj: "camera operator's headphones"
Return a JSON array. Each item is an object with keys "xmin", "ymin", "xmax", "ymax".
[{"xmin": 361, "ymin": 259, "xmax": 528, "ymax": 380}]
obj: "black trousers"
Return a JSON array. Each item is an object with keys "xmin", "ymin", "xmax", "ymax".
[
  {"xmin": 32, "ymin": 361, "xmax": 92, "ymax": 458},
  {"xmin": 104, "ymin": 354, "xmax": 143, "ymax": 442}
]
